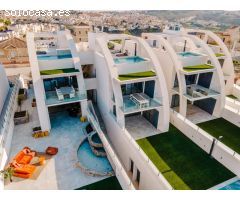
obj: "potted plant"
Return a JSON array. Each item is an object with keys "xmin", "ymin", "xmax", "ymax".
[{"xmin": 0, "ymin": 167, "xmax": 14, "ymax": 183}]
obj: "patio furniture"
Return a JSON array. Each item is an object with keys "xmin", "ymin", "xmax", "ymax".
[
  {"xmin": 10, "ymin": 147, "xmax": 37, "ymax": 179},
  {"xmin": 69, "ymin": 86, "xmax": 76, "ymax": 98},
  {"xmin": 14, "ymin": 110, "xmax": 29, "ymax": 125},
  {"xmin": 130, "ymin": 93, "xmax": 150, "ymax": 109},
  {"xmin": 55, "ymin": 88, "xmax": 64, "ymax": 100},
  {"xmin": 46, "ymin": 147, "xmax": 58, "ymax": 155},
  {"xmin": 32, "ymin": 131, "xmax": 49, "ymax": 138}
]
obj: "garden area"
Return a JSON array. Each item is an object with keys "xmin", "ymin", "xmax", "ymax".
[
  {"xmin": 198, "ymin": 118, "xmax": 240, "ymax": 154},
  {"xmin": 137, "ymin": 125, "xmax": 235, "ymax": 190}
]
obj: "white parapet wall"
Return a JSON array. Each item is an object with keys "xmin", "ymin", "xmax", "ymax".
[
  {"xmin": 222, "ymin": 104, "xmax": 240, "ymax": 128},
  {"xmin": 170, "ymin": 109, "xmax": 240, "ymax": 177},
  {"xmin": 0, "ymin": 65, "xmax": 10, "ymax": 113}
]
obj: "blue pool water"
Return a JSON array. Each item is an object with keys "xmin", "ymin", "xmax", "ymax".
[
  {"xmin": 37, "ymin": 54, "xmax": 72, "ymax": 60},
  {"xmin": 77, "ymin": 140, "xmax": 112, "ymax": 173},
  {"xmin": 114, "ymin": 56, "xmax": 146, "ymax": 64},
  {"xmin": 219, "ymin": 180, "xmax": 240, "ymax": 190},
  {"xmin": 178, "ymin": 52, "xmax": 200, "ymax": 57}
]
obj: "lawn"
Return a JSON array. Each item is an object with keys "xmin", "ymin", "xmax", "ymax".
[
  {"xmin": 40, "ymin": 68, "xmax": 79, "ymax": 75},
  {"xmin": 183, "ymin": 64, "xmax": 214, "ymax": 72},
  {"xmin": 215, "ymin": 53, "xmax": 225, "ymax": 57},
  {"xmin": 118, "ymin": 71, "xmax": 156, "ymax": 81},
  {"xmin": 227, "ymin": 94, "xmax": 239, "ymax": 100},
  {"xmin": 76, "ymin": 176, "xmax": 122, "ymax": 190},
  {"xmin": 137, "ymin": 125, "xmax": 234, "ymax": 190},
  {"xmin": 198, "ymin": 118, "xmax": 240, "ymax": 154}
]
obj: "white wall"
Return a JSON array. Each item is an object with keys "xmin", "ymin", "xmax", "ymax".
[
  {"xmin": 79, "ymin": 51, "xmax": 94, "ymax": 65},
  {"xmin": 38, "ymin": 58, "xmax": 74, "ymax": 71},
  {"xmin": 222, "ymin": 105, "xmax": 240, "ymax": 128},
  {"xmin": 0, "ymin": 65, "xmax": 9, "ymax": 113},
  {"xmin": 84, "ymin": 78, "xmax": 97, "ymax": 90}
]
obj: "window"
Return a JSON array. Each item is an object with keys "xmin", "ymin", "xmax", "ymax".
[
  {"xmin": 136, "ymin": 169, "xmax": 141, "ymax": 184},
  {"xmin": 130, "ymin": 159, "xmax": 134, "ymax": 173}
]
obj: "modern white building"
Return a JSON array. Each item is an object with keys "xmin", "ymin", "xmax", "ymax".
[
  {"xmin": 143, "ymin": 25, "xmax": 225, "ymax": 123},
  {"xmin": 25, "ymin": 30, "xmax": 172, "ymax": 189},
  {"xmin": 2, "ymin": 28, "xmax": 240, "ymax": 191}
]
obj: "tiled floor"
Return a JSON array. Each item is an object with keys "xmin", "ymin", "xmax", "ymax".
[
  {"xmin": 186, "ymin": 104, "xmax": 216, "ymax": 124},
  {"xmin": 5, "ymin": 89, "xmax": 107, "ymax": 190},
  {"xmin": 125, "ymin": 115, "xmax": 159, "ymax": 140}
]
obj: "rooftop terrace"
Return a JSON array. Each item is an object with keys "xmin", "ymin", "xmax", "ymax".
[
  {"xmin": 40, "ymin": 68, "xmax": 79, "ymax": 76},
  {"xmin": 137, "ymin": 125, "xmax": 234, "ymax": 190},
  {"xmin": 118, "ymin": 71, "xmax": 156, "ymax": 81}
]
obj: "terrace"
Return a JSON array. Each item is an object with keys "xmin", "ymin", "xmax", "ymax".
[
  {"xmin": 43, "ymin": 76, "xmax": 87, "ymax": 107},
  {"xmin": 45, "ymin": 90, "xmax": 87, "ymax": 107},
  {"xmin": 184, "ymin": 84, "xmax": 219, "ymax": 101},
  {"xmin": 125, "ymin": 115, "xmax": 159, "ymax": 140},
  {"xmin": 118, "ymin": 71, "xmax": 156, "ymax": 81},
  {"xmin": 137, "ymin": 125, "xmax": 235, "ymax": 190},
  {"xmin": 215, "ymin": 53, "xmax": 225, "ymax": 58},
  {"xmin": 182, "ymin": 64, "xmax": 214, "ymax": 73},
  {"xmin": 40, "ymin": 68, "xmax": 79, "ymax": 76},
  {"xmin": 197, "ymin": 118, "xmax": 240, "ymax": 154},
  {"xmin": 121, "ymin": 94, "xmax": 161, "ymax": 114}
]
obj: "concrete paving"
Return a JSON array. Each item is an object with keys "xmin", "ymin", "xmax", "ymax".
[
  {"xmin": 125, "ymin": 115, "xmax": 159, "ymax": 140},
  {"xmin": 186, "ymin": 104, "xmax": 217, "ymax": 124}
]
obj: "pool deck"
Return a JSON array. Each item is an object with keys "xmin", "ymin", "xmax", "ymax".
[{"xmin": 4, "ymin": 89, "xmax": 108, "ymax": 190}]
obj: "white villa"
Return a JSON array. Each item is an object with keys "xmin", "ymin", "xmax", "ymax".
[{"xmin": 1, "ymin": 26, "xmax": 240, "ymax": 190}]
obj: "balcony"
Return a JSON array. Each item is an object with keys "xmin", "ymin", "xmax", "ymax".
[
  {"xmin": 121, "ymin": 93, "xmax": 162, "ymax": 114},
  {"xmin": 184, "ymin": 84, "xmax": 219, "ymax": 101},
  {"xmin": 118, "ymin": 71, "xmax": 156, "ymax": 82},
  {"xmin": 45, "ymin": 90, "xmax": 87, "ymax": 107}
]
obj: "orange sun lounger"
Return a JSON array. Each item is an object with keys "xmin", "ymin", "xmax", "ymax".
[{"xmin": 10, "ymin": 147, "xmax": 37, "ymax": 178}]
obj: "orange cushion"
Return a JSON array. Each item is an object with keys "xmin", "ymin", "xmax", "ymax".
[
  {"xmin": 14, "ymin": 151, "xmax": 25, "ymax": 163},
  {"xmin": 14, "ymin": 164, "xmax": 36, "ymax": 174},
  {"xmin": 13, "ymin": 172, "xmax": 31, "ymax": 179},
  {"xmin": 18, "ymin": 155, "xmax": 33, "ymax": 165}
]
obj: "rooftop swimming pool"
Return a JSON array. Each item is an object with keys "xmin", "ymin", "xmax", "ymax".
[
  {"xmin": 219, "ymin": 180, "xmax": 240, "ymax": 190},
  {"xmin": 114, "ymin": 56, "xmax": 146, "ymax": 64},
  {"xmin": 37, "ymin": 54, "xmax": 72, "ymax": 60},
  {"xmin": 178, "ymin": 52, "xmax": 201, "ymax": 57}
]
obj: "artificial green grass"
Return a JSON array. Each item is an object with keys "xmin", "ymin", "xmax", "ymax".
[
  {"xmin": 137, "ymin": 125, "xmax": 234, "ymax": 190},
  {"xmin": 198, "ymin": 118, "xmax": 240, "ymax": 154},
  {"xmin": 118, "ymin": 71, "xmax": 156, "ymax": 81},
  {"xmin": 40, "ymin": 68, "xmax": 79, "ymax": 75},
  {"xmin": 76, "ymin": 176, "xmax": 122, "ymax": 190},
  {"xmin": 183, "ymin": 64, "xmax": 214, "ymax": 72},
  {"xmin": 215, "ymin": 53, "xmax": 225, "ymax": 57},
  {"xmin": 227, "ymin": 94, "xmax": 238, "ymax": 100}
]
